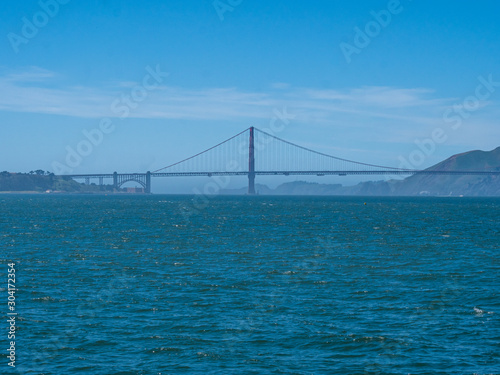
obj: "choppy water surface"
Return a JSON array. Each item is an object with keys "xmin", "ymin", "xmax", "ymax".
[{"xmin": 1, "ymin": 195, "xmax": 499, "ymax": 374}]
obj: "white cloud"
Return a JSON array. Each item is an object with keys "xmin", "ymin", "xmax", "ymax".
[
  {"xmin": 2, "ymin": 66, "xmax": 57, "ymax": 82},
  {"xmin": 270, "ymin": 82, "xmax": 291, "ymax": 90},
  {"xmin": 0, "ymin": 67, "xmax": 498, "ymax": 144}
]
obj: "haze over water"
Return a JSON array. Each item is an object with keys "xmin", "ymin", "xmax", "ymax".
[{"xmin": 1, "ymin": 195, "xmax": 498, "ymax": 374}]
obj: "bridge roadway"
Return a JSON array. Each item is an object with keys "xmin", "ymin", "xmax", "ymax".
[
  {"xmin": 61, "ymin": 169, "xmax": 500, "ymax": 194},
  {"xmin": 152, "ymin": 170, "xmax": 500, "ymax": 177}
]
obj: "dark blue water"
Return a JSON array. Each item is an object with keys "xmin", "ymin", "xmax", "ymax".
[{"xmin": 1, "ymin": 195, "xmax": 499, "ymax": 374}]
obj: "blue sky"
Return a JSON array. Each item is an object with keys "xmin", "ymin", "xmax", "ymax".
[{"xmin": 1, "ymin": 0, "xmax": 499, "ymax": 192}]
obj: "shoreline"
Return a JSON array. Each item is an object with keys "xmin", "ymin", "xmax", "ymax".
[{"xmin": 0, "ymin": 191, "xmax": 150, "ymax": 195}]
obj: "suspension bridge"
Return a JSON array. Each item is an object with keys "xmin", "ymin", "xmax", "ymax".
[{"xmin": 63, "ymin": 127, "xmax": 500, "ymax": 194}]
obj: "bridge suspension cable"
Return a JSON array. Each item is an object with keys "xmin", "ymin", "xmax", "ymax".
[
  {"xmin": 152, "ymin": 128, "xmax": 250, "ymax": 173},
  {"xmin": 153, "ymin": 127, "xmax": 416, "ymax": 174},
  {"xmin": 253, "ymin": 128, "xmax": 411, "ymax": 172}
]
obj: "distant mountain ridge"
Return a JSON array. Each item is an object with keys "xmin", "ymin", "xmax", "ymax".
[
  {"xmin": 396, "ymin": 146, "xmax": 500, "ymax": 196},
  {"xmin": 220, "ymin": 147, "xmax": 500, "ymax": 196}
]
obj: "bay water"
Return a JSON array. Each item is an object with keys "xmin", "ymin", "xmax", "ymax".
[{"xmin": 1, "ymin": 195, "xmax": 498, "ymax": 374}]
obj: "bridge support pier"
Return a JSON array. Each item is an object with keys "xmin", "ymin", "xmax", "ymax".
[
  {"xmin": 248, "ymin": 173, "xmax": 255, "ymax": 195},
  {"xmin": 113, "ymin": 172, "xmax": 118, "ymax": 190},
  {"xmin": 146, "ymin": 171, "xmax": 151, "ymax": 194}
]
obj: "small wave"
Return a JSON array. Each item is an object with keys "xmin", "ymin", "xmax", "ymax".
[
  {"xmin": 149, "ymin": 347, "xmax": 181, "ymax": 353},
  {"xmin": 474, "ymin": 307, "xmax": 494, "ymax": 316},
  {"xmin": 32, "ymin": 296, "xmax": 57, "ymax": 302},
  {"xmin": 197, "ymin": 351, "xmax": 222, "ymax": 359}
]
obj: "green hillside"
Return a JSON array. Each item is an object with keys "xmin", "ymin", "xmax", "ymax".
[
  {"xmin": 396, "ymin": 147, "xmax": 500, "ymax": 196},
  {"xmin": 0, "ymin": 171, "xmax": 117, "ymax": 193}
]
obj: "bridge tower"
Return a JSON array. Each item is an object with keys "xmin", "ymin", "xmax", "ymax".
[{"xmin": 248, "ymin": 126, "xmax": 256, "ymax": 195}]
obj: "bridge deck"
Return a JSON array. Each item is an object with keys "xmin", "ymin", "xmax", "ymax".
[
  {"xmin": 152, "ymin": 170, "xmax": 500, "ymax": 177},
  {"xmin": 64, "ymin": 170, "xmax": 500, "ymax": 179}
]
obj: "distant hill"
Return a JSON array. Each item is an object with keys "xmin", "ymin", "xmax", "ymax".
[
  {"xmin": 0, "ymin": 171, "xmax": 118, "ymax": 193},
  {"xmin": 220, "ymin": 147, "xmax": 500, "ymax": 196},
  {"xmin": 395, "ymin": 147, "xmax": 500, "ymax": 196}
]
